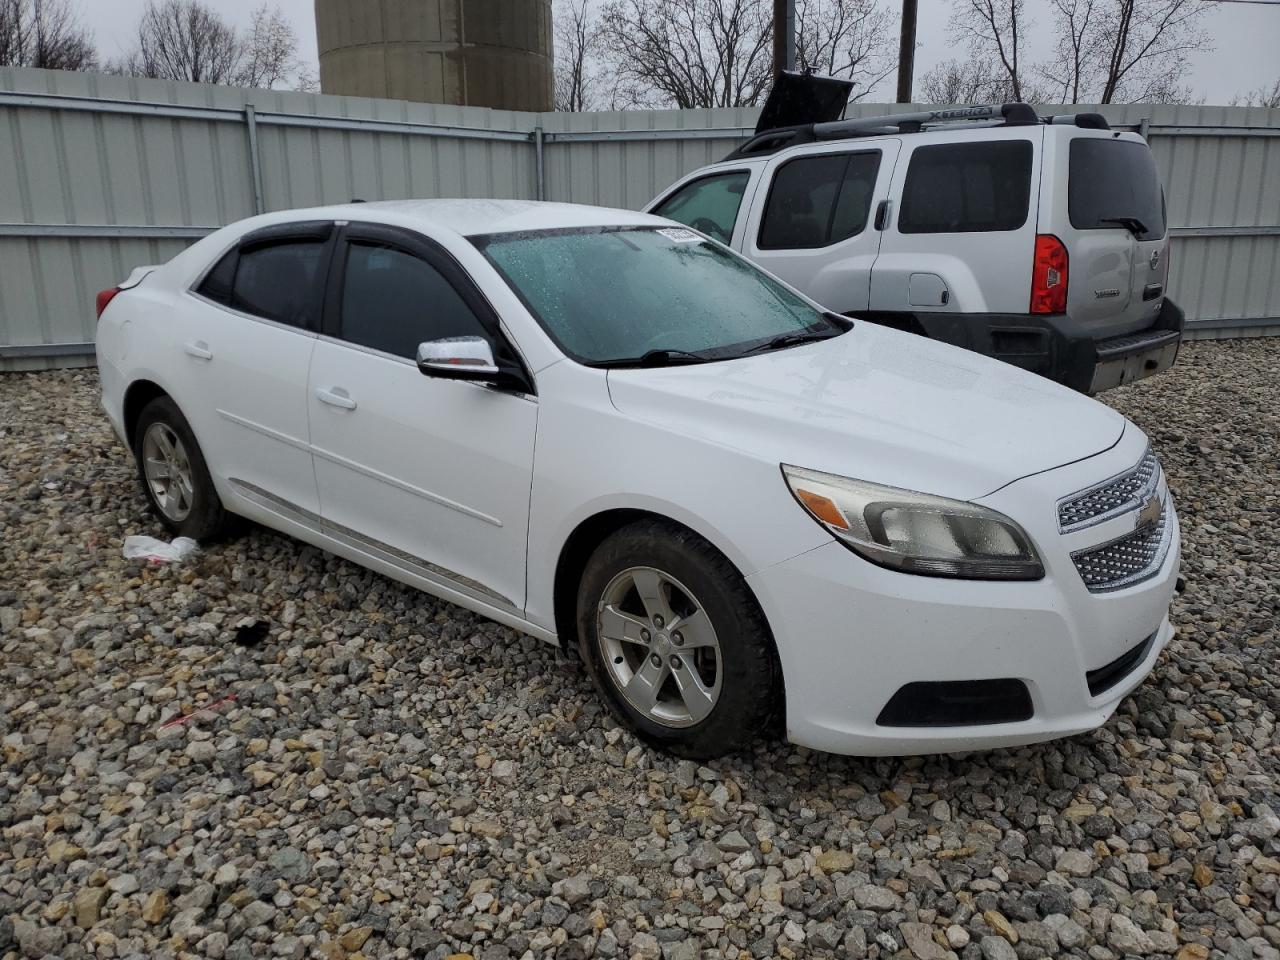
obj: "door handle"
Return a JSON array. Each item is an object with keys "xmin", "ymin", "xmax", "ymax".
[
  {"xmin": 184, "ymin": 340, "xmax": 213, "ymax": 360},
  {"xmin": 874, "ymin": 200, "xmax": 891, "ymax": 231},
  {"xmin": 315, "ymin": 387, "xmax": 357, "ymax": 410}
]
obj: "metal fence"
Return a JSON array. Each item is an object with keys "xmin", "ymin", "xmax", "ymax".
[{"xmin": 2, "ymin": 65, "xmax": 1278, "ymax": 369}]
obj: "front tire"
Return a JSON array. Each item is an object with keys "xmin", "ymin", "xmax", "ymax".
[
  {"xmin": 132, "ymin": 396, "xmax": 233, "ymax": 541},
  {"xmin": 576, "ymin": 519, "xmax": 781, "ymax": 759}
]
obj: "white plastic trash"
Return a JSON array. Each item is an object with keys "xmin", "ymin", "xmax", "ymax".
[{"xmin": 123, "ymin": 535, "xmax": 199, "ymax": 563}]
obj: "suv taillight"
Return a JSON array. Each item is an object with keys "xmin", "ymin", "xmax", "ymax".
[
  {"xmin": 95, "ymin": 287, "xmax": 120, "ymax": 318},
  {"xmin": 1030, "ymin": 235, "xmax": 1068, "ymax": 314}
]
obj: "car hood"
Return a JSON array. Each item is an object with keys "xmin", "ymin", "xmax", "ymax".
[{"xmin": 605, "ymin": 323, "xmax": 1125, "ymax": 502}]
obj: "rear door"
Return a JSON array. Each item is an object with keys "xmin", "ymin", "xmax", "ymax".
[
  {"xmin": 870, "ymin": 129, "xmax": 1042, "ymax": 314},
  {"xmin": 1049, "ymin": 132, "xmax": 1169, "ymax": 335},
  {"xmin": 183, "ymin": 222, "xmax": 331, "ymax": 515},
  {"xmin": 740, "ymin": 141, "xmax": 900, "ymax": 313}
]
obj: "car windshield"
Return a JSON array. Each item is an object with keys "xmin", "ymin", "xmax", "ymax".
[{"xmin": 473, "ymin": 226, "xmax": 841, "ymax": 365}]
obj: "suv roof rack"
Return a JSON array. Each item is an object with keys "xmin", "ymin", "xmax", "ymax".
[{"xmin": 723, "ymin": 103, "xmax": 1111, "ymax": 160}]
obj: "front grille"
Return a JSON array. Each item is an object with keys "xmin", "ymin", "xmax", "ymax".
[
  {"xmin": 1086, "ymin": 631, "xmax": 1158, "ymax": 697},
  {"xmin": 1058, "ymin": 448, "xmax": 1159, "ymax": 532},
  {"xmin": 1071, "ymin": 501, "xmax": 1170, "ymax": 592}
]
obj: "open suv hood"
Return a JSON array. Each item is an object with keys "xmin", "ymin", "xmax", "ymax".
[
  {"xmin": 606, "ymin": 323, "xmax": 1125, "ymax": 503},
  {"xmin": 755, "ymin": 71, "xmax": 855, "ymax": 133}
]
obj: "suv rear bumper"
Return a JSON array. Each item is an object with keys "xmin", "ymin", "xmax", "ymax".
[{"xmin": 866, "ymin": 299, "xmax": 1185, "ymax": 393}]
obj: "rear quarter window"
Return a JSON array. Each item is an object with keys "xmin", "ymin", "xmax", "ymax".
[
  {"xmin": 899, "ymin": 140, "xmax": 1033, "ymax": 234},
  {"xmin": 1068, "ymin": 138, "xmax": 1166, "ymax": 240}
]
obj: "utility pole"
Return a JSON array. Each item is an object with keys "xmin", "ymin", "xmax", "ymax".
[
  {"xmin": 773, "ymin": 0, "xmax": 796, "ymax": 76},
  {"xmin": 895, "ymin": 0, "xmax": 918, "ymax": 103}
]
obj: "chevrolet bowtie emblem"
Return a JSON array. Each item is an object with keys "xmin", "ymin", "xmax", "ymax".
[{"xmin": 1136, "ymin": 493, "xmax": 1161, "ymax": 531}]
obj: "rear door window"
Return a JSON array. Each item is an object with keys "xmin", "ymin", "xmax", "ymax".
[
  {"xmin": 759, "ymin": 151, "xmax": 882, "ymax": 249},
  {"xmin": 197, "ymin": 249, "xmax": 237, "ymax": 305},
  {"xmin": 898, "ymin": 140, "xmax": 1033, "ymax": 234},
  {"xmin": 653, "ymin": 171, "xmax": 751, "ymax": 245},
  {"xmin": 229, "ymin": 240, "xmax": 327, "ymax": 329},
  {"xmin": 1068, "ymin": 138, "xmax": 1166, "ymax": 240}
]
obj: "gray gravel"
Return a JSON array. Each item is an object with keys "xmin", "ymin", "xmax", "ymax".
[{"xmin": 1, "ymin": 338, "xmax": 1278, "ymax": 960}]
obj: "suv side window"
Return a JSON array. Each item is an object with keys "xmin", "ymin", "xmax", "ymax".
[
  {"xmin": 652, "ymin": 171, "xmax": 750, "ymax": 244},
  {"xmin": 898, "ymin": 141, "xmax": 1033, "ymax": 234},
  {"xmin": 339, "ymin": 242, "xmax": 488, "ymax": 359},
  {"xmin": 759, "ymin": 152, "xmax": 881, "ymax": 249},
  {"xmin": 229, "ymin": 239, "xmax": 328, "ymax": 329}
]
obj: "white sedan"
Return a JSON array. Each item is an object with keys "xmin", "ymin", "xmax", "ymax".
[{"xmin": 95, "ymin": 200, "xmax": 1180, "ymax": 759}]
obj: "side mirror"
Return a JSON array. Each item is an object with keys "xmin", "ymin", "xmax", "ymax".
[{"xmin": 416, "ymin": 336, "xmax": 499, "ymax": 381}]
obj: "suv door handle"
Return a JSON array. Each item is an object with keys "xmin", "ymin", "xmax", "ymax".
[
  {"xmin": 874, "ymin": 200, "xmax": 891, "ymax": 231},
  {"xmin": 183, "ymin": 340, "xmax": 213, "ymax": 360},
  {"xmin": 315, "ymin": 387, "xmax": 357, "ymax": 410}
]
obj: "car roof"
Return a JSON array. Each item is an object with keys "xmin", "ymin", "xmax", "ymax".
[{"xmin": 311, "ymin": 198, "xmax": 669, "ymax": 238}]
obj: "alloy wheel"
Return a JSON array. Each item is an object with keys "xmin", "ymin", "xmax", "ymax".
[
  {"xmin": 141, "ymin": 422, "xmax": 194, "ymax": 522},
  {"xmin": 596, "ymin": 566, "xmax": 723, "ymax": 728}
]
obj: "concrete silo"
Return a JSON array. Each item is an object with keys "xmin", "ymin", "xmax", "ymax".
[{"xmin": 315, "ymin": 0, "xmax": 554, "ymax": 111}]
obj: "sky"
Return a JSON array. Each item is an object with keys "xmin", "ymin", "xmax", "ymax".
[{"xmin": 80, "ymin": 0, "xmax": 1279, "ymax": 106}]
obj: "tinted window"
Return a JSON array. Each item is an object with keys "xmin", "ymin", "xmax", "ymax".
[
  {"xmin": 653, "ymin": 172, "xmax": 750, "ymax": 244},
  {"xmin": 197, "ymin": 249, "xmax": 237, "ymax": 304},
  {"xmin": 339, "ymin": 243, "xmax": 487, "ymax": 359},
  {"xmin": 1069, "ymin": 139, "xmax": 1166, "ymax": 240},
  {"xmin": 759, "ymin": 152, "xmax": 880, "ymax": 249},
  {"xmin": 476, "ymin": 227, "xmax": 836, "ymax": 365},
  {"xmin": 899, "ymin": 141, "xmax": 1033, "ymax": 234},
  {"xmin": 230, "ymin": 240, "xmax": 326, "ymax": 328}
]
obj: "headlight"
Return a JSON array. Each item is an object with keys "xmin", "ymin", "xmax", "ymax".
[{"xmin": 782, "ymin": 465, "xmax": 1044, "ymax": 580}]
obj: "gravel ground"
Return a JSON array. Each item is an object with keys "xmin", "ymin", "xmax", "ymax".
[{"xmin": 1, "ymin": 339, "xmax": 1277, "ymax": 960}]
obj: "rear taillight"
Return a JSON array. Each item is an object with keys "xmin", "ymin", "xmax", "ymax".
[
  {"xmin": 96, "ymin": 287, "xmax": 120, "ymax": 319},
  {"xmin": 1030, "ymin": 235, "xmax": 1068, "ymax": 314}
]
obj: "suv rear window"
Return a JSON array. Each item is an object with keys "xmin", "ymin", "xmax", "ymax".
[
  {"xmin": 1069, "ymin": 139, "xmax": 1166, "ymax": 240},
  {"xmin": 899, "ymin": 141, "xmax": 1033, "ymax": 234}
]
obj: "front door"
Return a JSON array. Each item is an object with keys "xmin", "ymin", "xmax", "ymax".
[
  {"xmin": 306, "ymin": 223, "xmax": 537, "ymax": 613},
  {"xmin": 741, "ymin": 141, "xmax": 899, "ymax": 314}
]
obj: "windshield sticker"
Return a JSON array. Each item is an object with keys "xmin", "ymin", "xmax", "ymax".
[{"xmin": 657, "ymin": 227, "xmax": 705, "ymax": 244}]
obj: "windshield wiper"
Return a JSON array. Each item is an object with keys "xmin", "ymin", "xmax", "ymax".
[
  {"xmin": 743, "ymin": 329, "xmax": 843, "ymax": 355},
  {"xmin": 1100, "ymin": 216, "xmax": 1149, "ymax": 237},
  {"xmin": 595, "ymin": 348, "xmax": 712, "ymax": 368}
]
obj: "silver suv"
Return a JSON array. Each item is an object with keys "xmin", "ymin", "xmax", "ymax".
[{"xmin": 646, "ymin": 73, "xmax": 1183, "ymax": 393}]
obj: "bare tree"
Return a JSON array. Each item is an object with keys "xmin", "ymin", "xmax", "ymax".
[
  {"xmin": 948, "ymin": 0, "xmax": 1036, "ymax": 101},
  {"xmin": 116, "ymin": 0, "xmax": 241, "ymax": 84},
  {"xmin": 793, "ymin": 0, "xmax": 895, "ymax": 101},
  {"xmin": 596, "ymin": 0, "xmax": 892, "ymax": 109},
  {"xmin": 236, "ymin": 3, "xmax": 298, "ymax": 89},
  {"xmin": 555, "ymin": 0, "xmax": 600, "ymax": 111},
  {"xmin": 1039, "ymin": 0, "xmax": 1210, "ymax": 103},
  {"xmin": 1232, "ymin": 78, "xmax": 1280, "ymax": 109},
  {"xmin": 918, "ymin": 56, "xmax": 1022, "ymax": 104},
  {"xmin": 111, "ymin": 0, "xmax": 309, "ymax": 90},
  {"xmin": 597, "ymin": 0, "xmax": 774, "ymax": 108},
  {"xmin": 0, "ymin": 0, "xmax": 96, "ymax": 70}
]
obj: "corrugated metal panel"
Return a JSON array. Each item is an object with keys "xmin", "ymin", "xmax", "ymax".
[{"xmin": 1, "ymin": 65, "xmax": 1277, "ymax": 368}]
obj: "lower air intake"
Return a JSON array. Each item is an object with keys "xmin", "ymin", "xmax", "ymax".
[{"xmin": 876, "ymin": 679, "xmax": 1034, "ymax": 727}]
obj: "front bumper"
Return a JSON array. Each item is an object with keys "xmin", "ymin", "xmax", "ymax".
[
  {"xmin": 748, "ymin": 436, "xmax": 1181, "ymax": 757},
  {"xmin": 909, "ymin": 299, "xmax": 1185, "ymax": 394}
]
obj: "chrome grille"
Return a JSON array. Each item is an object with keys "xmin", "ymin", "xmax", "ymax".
[
  {"xmin": 1071, "ymin": 501, "xmax": 1170, "ymax": 593},
  {"xmin": 1058, "ymin": 449, "xmax": 1160, "ymax": 532}
]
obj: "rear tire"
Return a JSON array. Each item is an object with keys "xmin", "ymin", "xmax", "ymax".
[
  {"xmin": 575, "ymin": 519, "xmax": 781, "ymax": 759},
  {"xmin": 132, "ymin": 396, "xmax": 234, "ymax": 542}
]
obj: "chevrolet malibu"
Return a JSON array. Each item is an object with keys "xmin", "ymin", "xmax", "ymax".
[{"xmin": 95, "ymin": 200, "xmax": 1180, "ymax": 759}]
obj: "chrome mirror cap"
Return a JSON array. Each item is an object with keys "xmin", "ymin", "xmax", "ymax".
[{"xmin": 416, "ymin": 336, "xmax": 499, "ymax": 380}]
